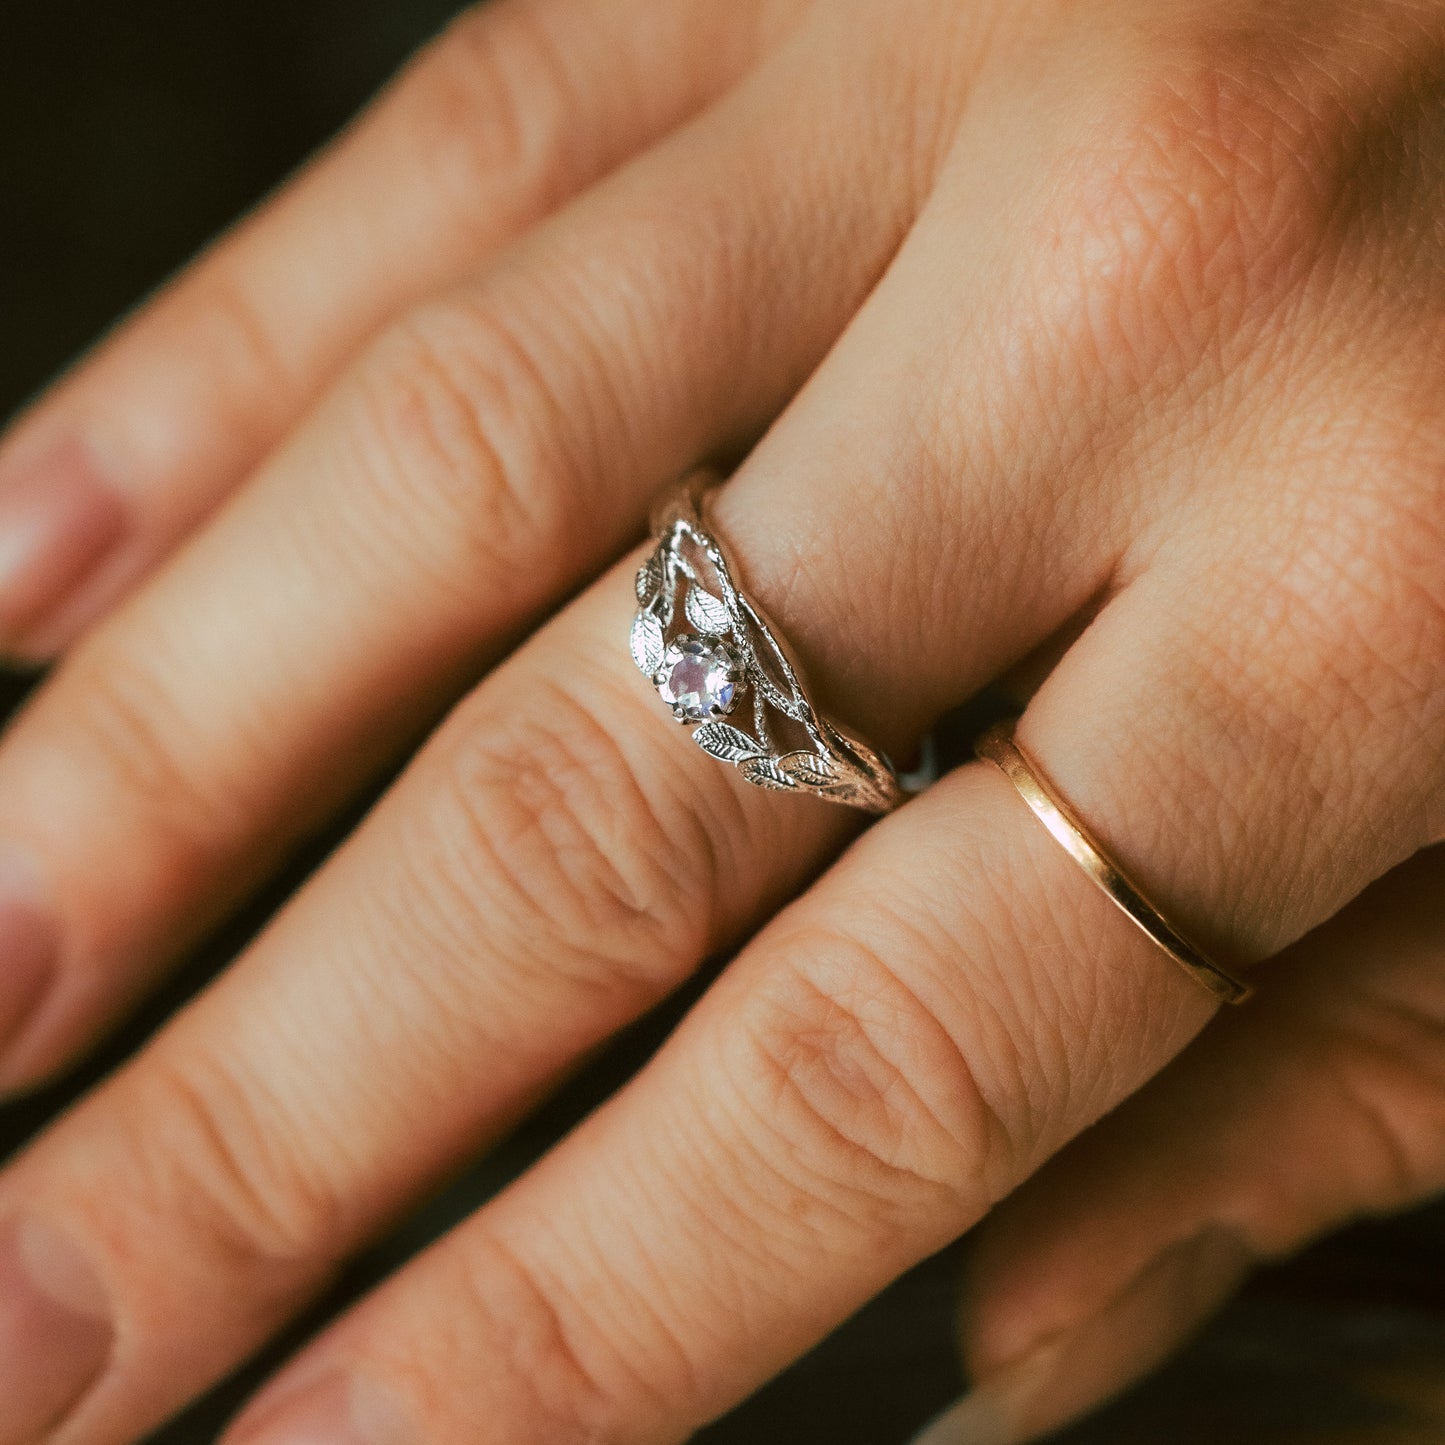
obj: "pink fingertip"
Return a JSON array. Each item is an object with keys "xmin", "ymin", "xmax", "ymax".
[
  {"xmin": 0, "ymin": 438, "xmax": 127, "ymax": 660},
  {"xmin": 0, "ymin": 1217, "xmax": 114, "ymax": 1442},
  {"xmin": 0, "ymin": 845, "xmax": 60, "ymax": 1084},
  {"xmin": 226, "ymin": 1370, "xmax": 414, "ymax": 1445}
]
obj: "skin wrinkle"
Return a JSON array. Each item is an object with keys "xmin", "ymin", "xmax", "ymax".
[
  {"xmin": 1035, "ymin": 78, "xmax": 1315, "ymax": 383},
  {"xmin": 745, "ymin": 946, "xmax": 999, "ymax": 1211},
  {"xmin": 498, "ymin": 1093, "xmax": 776, "ymax": 1434},
  {"xmin": 896, "ymin": 29, "xmax": 1347, "ymax": 686},
  {"xmin": 44, "ymin": 1100, "xmax": 332, "ymax": 1391},
  {"xmin": 921, "ymin": 784, "xmax": 1168, "ymax": 1168},
  {"xmin": 431, "ymin": 687, "xmax": 713, "ymax": 999},
  {"xmin": 802, "ymin": 0, "xmax": 1007, "ymax": 218},
  {"xmin": 600, "ymin": 1078, "xmax": 885, "ymax": 1431},
  {"xmin": 1009, "ymin": 856, "xmax": 1174, "ymax": 1156},
  {"xmin": 378, "ymin": 807, "xmax": 609, "ymax": 1076},
  {"xmin": 724, "ymin": 1052, "xmax": 891, "ymax": 1250},
  {"xmin": 1344, "ymin": 983, "xmax": 1445, "ymax": 1111},
  {"xmin": 348, "ymin": 303, "xmax": 583, "ymax": 598},
  {"xmin": 184, "ymin": 271, "xmax": 309, "ymax": 433},
  {"xmin": 407, "ymin": 5, "xmax": 603, "ymax": 244},
  {"xmin": 134, "ymin": 1054, "xmax": 353, "ymax": 1278},
  {"xmin": 941, "ymin": 826, "xmax": 1083, "ymax": 1150},
  {"xmin": 1295, "ymin": 1014, "xmax": 1443, "ymax": 1210},
  {"xmin": 49, "ymin": 651, "xmax": 257, "ymax": 869},
  {"xmin": 445, "ymin": 1229, "xmax": 626, "ymax": 1445},
  {"xmin": 1242, "ymin": 1018, "xmax": 1439, "ymax": 1238},
  {"xmin": 953, "ymin": 875, "xmax": 1062, "ymax": 1151},
  {"xmin": 604, "ymin": 1142, "xmax": 765, "ymax": 1418},
  {"xmin": 405, "ymin": 0, "xmax": 791, "ymax": 254},
  {"xmin": 857, "ymin": 898, "xmax": 1022, "ymax": 1167},
  {"xmin": 715, "ymin": 1091, "xmax": 874, "ymax": 1269},
  {"xmin": 1320, "ymin": 1027, "xmax": 1445, "ymax": 1209},
  {"xmin": 904, "ymin": 829, "xmax": 1069, "ymax": 1138}
]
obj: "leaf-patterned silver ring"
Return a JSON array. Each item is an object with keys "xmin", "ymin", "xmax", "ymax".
[{"xmin": 631, "ymin": 469, "xmax": 904, "ymax": 814}]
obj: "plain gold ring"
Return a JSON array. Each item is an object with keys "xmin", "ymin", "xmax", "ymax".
[{"xmin": 976, "ymin": 720, "xmax": 1253, "ymax": 1007}]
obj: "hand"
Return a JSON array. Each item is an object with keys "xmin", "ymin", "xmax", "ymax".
[{"xmin": 0, "ymin": 0, "xmax": 1442, "ymax": 1441}]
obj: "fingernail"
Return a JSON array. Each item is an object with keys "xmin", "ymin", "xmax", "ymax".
[
  {"xmin": 227, "ymin": 1371, "xmax": 412, "ymax": 1445},
  {"xmin": 0, "ymin": 1216, "xmax": 114, "ymax": 1441},
  {"xmin": 0, "ymin": 439, "xmax": 126, "ymax": 657},
  {"xmin": 915, "ymin": 1228, "xmax": 1253, "ymax": 1445},
  {"xmin": 0, "ymin": 847, "xmax": 60, "ymax": 1070}
]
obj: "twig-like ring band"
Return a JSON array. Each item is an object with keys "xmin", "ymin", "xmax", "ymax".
[
  {"xmin": 631, "ymin": 470, "xmax": 903, "ymax": 813},
  {"xmin": 976, "ymin": 720, "xmax": 1253, "ymax": 1005}
]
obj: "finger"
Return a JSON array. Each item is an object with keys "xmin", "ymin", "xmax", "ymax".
[
  {"xmin": 0, "ymin": 24, "xmax": 919, "ymax": 1091},
  {"xmin": 0, "ymin": 0, "xmax": 793, "ymax": 659},
  {"xmin": 928, "ymin": 846, "xmax": 1445, "ymax": 1445}
]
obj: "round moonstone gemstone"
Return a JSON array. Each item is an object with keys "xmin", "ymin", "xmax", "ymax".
[{"xmin": 656, "ymin": 634, "xmax": 743, "ymax": 721}]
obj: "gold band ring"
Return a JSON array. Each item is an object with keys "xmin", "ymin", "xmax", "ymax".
[{"xmin": 976, "ymin": 720, "xmax": 1253, "ymax": 1006}]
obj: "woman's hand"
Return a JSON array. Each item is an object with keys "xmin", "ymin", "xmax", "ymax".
[{"xmin": 0, "ymin": 0, "xmax": 1442, "ymax": 1441}]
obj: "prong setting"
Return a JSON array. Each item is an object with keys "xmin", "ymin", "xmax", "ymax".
[{"xmin": 654, "ymin": 633, "xmax": 746, "ymax": 723}]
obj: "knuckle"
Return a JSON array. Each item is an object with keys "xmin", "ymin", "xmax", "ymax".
[
  {"xmin": 347, "ymin": 298, "xmax": 579, "ymax": 595},
  {"xmin": 48, "ymin": 642, "xmax": 255, "ymax": 862},
  {"xmin": 445, "ymin": 1231, "xmax": 646, "ymax": 1444},
  {"xmin": 415, "ymin": 671, "xmax": 722, "ymax": 1004},
  {"xmin": 733, "ymin": 923, "xmax": 1013, "ymax": 1228},
  {"xmin": 127, "ymin": 1049, "xmax": 351, "ymax": 1281},
  {"xmin": 1298, "ymin": 997, "xmax": 1445, "ymax": 1216},
  {"xmin": 1054, "ymin": 34, "xmax": 1335, "ymax": 387},
  {"xmin": 400, "ymin": 0, "xmax": 587, "ymax": 235},
  {"xmin": 179, "ymin": 263, "xmax": 300, "ymax": 408},
  {"xmin": 1057, "ymin": 6, "xmax": 1445, "ymax": 390}
]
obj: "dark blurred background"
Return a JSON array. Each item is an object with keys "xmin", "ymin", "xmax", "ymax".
[{"xmin": 2, "ymin": 3, "xmax": 1444, "ymax": 1442}]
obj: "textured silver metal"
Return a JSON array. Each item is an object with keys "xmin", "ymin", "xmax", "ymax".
[{"xmin": 633, "ymin": 470, "xmax": 903, "ymax": 813}]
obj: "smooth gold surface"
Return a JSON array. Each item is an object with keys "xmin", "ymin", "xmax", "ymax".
[{"xmin": 976, "ymin": 720, "xmax": 1253, "ymax": 1006}]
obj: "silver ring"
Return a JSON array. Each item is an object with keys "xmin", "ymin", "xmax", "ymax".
[{"xmin": 631, "ymin": 470, "xmax": 903, "ymax": 813}]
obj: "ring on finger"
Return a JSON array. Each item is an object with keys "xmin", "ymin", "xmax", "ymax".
[{"xmin": 631, "ymin": 469, "xmax": 904, "ymax": 814}]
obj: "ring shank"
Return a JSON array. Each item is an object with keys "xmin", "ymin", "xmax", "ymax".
[{"xmin": 976, "ymin": 721, "xmax": 1253, "ymax": 1006}]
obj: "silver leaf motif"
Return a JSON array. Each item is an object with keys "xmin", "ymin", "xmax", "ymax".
[
  {"xmin": 741, "ymin": 757, "xmax": 796, "ymax": 791},
  {"xmin": 635, "ymin": 554, "xmax": 663, "ymax": 607},
  {"xmin": 693, "ymin": 722, "xmax": 763, "ymax": 765},
  {"xmin": 777, "ymin": 750, "xmax": 837, "ymax": 790},
  {"xmin": 685, "ymin": 584, "xmax": 731, "ymax": 637},
  {"xmin": 630, "ymin": 613, "xmax": 665, "ymax": 676}
]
